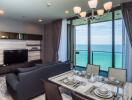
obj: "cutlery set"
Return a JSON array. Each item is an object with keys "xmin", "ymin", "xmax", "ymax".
[
  {"xmin": 59, "ymin": 77, "xmax": 83, "ymax": 88},
  {"xmin": 73, "ymin": 82, "xmax": 81, "ymax": 88}
]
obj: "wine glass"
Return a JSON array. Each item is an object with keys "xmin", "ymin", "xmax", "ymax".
[
  {"xmin": 70, "ymin": 66, "xmax": 78, "ymax": 79},
  {"xmin": 70, "ymin": 65, "xmax": 74, "ymax": 71},
  {"xmin": 70, "ymin": 65, "xmax": 76, "ymax": 74},
  {"xmin": 123, "ymin": 83, "xmax": 129, "ymax": 100},
  {"xmin": 94, "ymin": 74, "xmax": 99, "ymax": 82}
]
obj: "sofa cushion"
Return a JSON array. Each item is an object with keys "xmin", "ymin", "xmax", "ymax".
[
  {"xmin": 6, "ymin": 74, "xmax": 19, "ymax": 91},
  {"xmin": 16, "ymin": 65, "xmax": 42, "ymax": 73}
]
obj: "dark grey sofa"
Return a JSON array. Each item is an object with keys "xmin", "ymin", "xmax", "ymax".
[
  {"xmin": 6, "ymin": 61, "xmax": 71, "ymax": 100},
  {"xmin": 0, "ymin": 59, "xmax": 42, "ymax": 75}
]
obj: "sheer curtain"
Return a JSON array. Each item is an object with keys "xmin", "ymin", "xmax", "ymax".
[
  {"xmin": 124, "ymin": 31, "xmax": 132, "ymax": 82},
  {"xmin": 122, "ymin": 2, "xmax": 132, "ymax": 82},
  {"xmin": 58, "ymin": 19, "xmax": 67, "ymax": 62},
  {"xmin": 122, "ymin": 2, "xmax": 132, "ymax": 46}
]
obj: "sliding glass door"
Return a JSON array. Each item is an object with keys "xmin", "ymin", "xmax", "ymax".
[
  {"xmin": 69, "ymin": 9, "xmax": 124, "ymax": 71},
  {"xmin": 91, "ymin": 13, "xmax": 112, "ymax": 71},
  {"xmin": 114, "ymin": 10, "xmax": 123, "ymax": 68},
  {"xmin": 73, "ymin": 19, "xmax": 88, "ymax": 67}
]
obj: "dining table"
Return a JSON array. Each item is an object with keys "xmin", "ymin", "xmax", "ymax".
[{"xmin": 48, "ymin": 71, "xmax": 132, "ymax": 100}]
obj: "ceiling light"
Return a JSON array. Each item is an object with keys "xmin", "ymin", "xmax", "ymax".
[
  {"xmin": 97, "ymin": 9, "xmax": 104, "ymax": 16},
  {"xmin": 73, "ymin": 6, "xmax": 81, "ymax": 14},
  {"xmin": 73, "ymin": 0, "xmax": 112, "ymax": 21},
  {"xmin": 88, "ymin": 0, "xmax": 98, "ymax": 9},
  {"xmin": 38, "ymin": 19, "xmax": 43, "ymax": 22},
  {"xmin": 47, "ymin": 1, "xmax": 52, "ymax": 7},
  {"xmin": 104, "ymin": 2, "xmax": 112, "ymax": 11},
  {"xmin": 0, "ymin": 10, "xmax": 4, "ymax": 15},
  {"xmin": 65, "ymin": 10, "xmax": 69, "ymax": 14},
  {"xmin": 80, "ymin": 12, "xmax": 87, "ymax": 18},
  {"xmin": 1, "ymin": 36, "xmax": 6, "ymax": 38}
]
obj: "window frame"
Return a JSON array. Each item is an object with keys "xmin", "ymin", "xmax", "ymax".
[{"xmin": 67, "ymin": 6, "xmax": 123, "ymax": 70}]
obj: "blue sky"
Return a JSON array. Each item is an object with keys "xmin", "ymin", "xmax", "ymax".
[{"xmin": 76, "ymin": 19, "xmax": 122, "ymax": 45}]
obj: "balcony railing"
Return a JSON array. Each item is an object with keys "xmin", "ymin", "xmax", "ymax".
[{"xmin": 74, "ymin": 50, "xmax": 123, "ymax": 71}]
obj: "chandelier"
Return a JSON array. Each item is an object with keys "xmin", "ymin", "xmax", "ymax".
[{"xmin": 73, "ymin": 0, "xmax": 112, "ymax": 20}]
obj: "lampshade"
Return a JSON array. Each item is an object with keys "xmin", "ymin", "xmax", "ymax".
[
  {"xmin": 104, "ymin": 2, "xmax": 112, "ymax": 11},
  {"xmin": 97, "ymin": 9, "xmax": 104, "ymax": 16},
  {"xmin": 80, "ymin": 12, "xmax": 87, "ymax": 17},
  {"xmin": 73, "ymin": 6, "xmax": 81, "ymax": 14},
  {"xmin": 38, "ymin": 19, "xmax": 43, "ymax": 22},
  {"xmin": 88, "ymin": 0, "xmax": 98, "ymax": 9},
  {"xmin": 0, "ymin": 10, "xmax": 4, "ymax": 16}
]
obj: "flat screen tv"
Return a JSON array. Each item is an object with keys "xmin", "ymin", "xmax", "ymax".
[{"xmin": 4, "ymin": 49, "xmax": 28, "ymax": 65}]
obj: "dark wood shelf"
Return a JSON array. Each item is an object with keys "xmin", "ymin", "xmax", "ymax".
[
  {"xmin": 26, "ymin": 44, "xmax": 41, "ymax": 46},
  {"xmin": 23, "ymin": 34, "xmax": 42, "ymax": 40},
  {"xmin": 0, "ymin": 32, "xmax": 42, "ymax": 40},
  {"xmin": 28, "ymin": 49, "xmax": 41, "ymax": 52}
]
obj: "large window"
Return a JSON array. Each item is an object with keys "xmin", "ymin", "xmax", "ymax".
[
  {"xmin": 91, "ymin": 13, "xmax": 112, "ymax": 71},
  {"xmin": 75, "ymin": 25, "xmax": 88, "ymax": 67},
  {"xmin": 69, "ymin": 9, "xmax": 123, "ymax": 71},
  {"xmin": 72, "ymin": 19, "xmax": 88, "ymax": 67},
  {"xmin": 114, "ymin": 10, "xmax": 123, "ymax": 68}
]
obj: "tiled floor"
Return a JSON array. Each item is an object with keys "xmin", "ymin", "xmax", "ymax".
[{"xmin": 0, "ymin": 76, "xmax": 45, "ymax": 100}]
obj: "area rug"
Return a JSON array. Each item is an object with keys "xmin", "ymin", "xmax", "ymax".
[{"xmin": 0, "ymin": 76, "xmax": 13, "ymax": 100}]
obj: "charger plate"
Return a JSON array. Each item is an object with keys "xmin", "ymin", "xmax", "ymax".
[{"xmin": 94, "ymin": 88, "xmax": 113, "ymax": 99}]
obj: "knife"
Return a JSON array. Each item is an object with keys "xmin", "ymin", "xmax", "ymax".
[{"xmin": 73, "ymin": 82, "xmax": 80, "ymax": 88}]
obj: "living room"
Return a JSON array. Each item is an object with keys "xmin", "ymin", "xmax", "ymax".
[{"xmin": 0, "ymin": 0, "xmax": 132, "ymax": 100}]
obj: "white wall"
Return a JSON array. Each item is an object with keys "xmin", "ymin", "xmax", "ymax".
[{"xmin": 0, "ymin": 17, "xmax": 43, "ymax": 34}]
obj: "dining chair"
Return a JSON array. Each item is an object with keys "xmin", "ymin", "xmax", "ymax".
[
  {"xmin": 43, "ymin": 80, "xmax": 72, "ymax": 100},
  {"xmin": 108, "ymin": 67, "xmax": 127, "ymax": 82},
  {"xmin": 72, "ymin": 92, "xmax": 94, "ymax": 100},
  {"xmin": 86, "ymin": 64, "xmax": 100, "ymax": 75}
]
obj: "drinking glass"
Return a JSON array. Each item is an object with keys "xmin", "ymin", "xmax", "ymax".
[
  {"xmin": 88, "ymin": 73, "xmax": 96, "ymax": 83},
  {"xmin": 94, "ymin": 74, "xmax": 100, "ymax": 82},
  {"xmin": 70, "ymin": 66, "xmax": 76, "ymax": 74},
  {"xmin": 81, "ymin": 70, "xmax": 87, "ymax": 77},
  {"xmin": 70, "ymin": 65, "xmax": 74, "ymax": 71},
  {"xmin": 123, "ymin": 83, "xmax": 129, "ymax": 100}
]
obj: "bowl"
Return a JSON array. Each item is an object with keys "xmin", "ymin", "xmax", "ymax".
[{"xmin": 98, "ymin": 87, "xmax": 108, "ymax": 94}]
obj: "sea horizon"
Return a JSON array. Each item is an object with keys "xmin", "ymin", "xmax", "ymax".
[{"xmin": 75, "ymin": 44, "xmax": 122, "ymax": 71}]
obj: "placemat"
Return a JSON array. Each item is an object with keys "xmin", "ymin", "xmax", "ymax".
[
  {"xmin": 104, "ymin": 80, "xmax": 124, "ymax": 88},
  {"xmin": 58, "ymin": 77, "xmax": 81, "ymax": 88}
]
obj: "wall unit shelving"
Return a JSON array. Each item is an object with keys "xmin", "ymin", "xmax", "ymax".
[
  {"xmin": 0, "ymin": 31, "xmax": 42, "ymax": 65},
  {"xmin": 0, "ymin": 32, "xmax": 42, "ymax": 40}
]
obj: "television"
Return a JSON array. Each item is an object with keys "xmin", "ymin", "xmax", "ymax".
[{"xmin": 4, "ymin": 49, "xmax": 28, "ymax": 65}]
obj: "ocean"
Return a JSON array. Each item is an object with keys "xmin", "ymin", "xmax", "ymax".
[{"xmin": 75, "ymin": 44, "xmax": 122, "ymax": 71}]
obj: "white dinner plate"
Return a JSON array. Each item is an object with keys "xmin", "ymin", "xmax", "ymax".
[
  {"xmin": 94, "ymin": 88, "xmax": 113, "ymax": 99},
  {"xmin": 97, "ymin": 88, "xmax": 108, "ymax": 94}
]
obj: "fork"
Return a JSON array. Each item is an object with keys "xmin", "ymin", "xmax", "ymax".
[{"xmin": 73, "ymin": 82, "xmax": 80, "ymax": 88}]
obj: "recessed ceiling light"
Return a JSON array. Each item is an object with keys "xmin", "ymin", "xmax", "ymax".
[
  {"xmin": 0, "ymin": 10, "xmax": 4, "ymax": 15},
  {"xmin": 65, "ymin": 10, "xmax": 69, "ymax": 14},
  {"xmin": 38, "ymin": 19, "xmax": 43, "ymax": 22},
  {"xmin": 47, "ymin": 1, "xmax": 52, "ymax": 7}
]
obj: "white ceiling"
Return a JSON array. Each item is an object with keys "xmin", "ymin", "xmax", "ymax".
[{"xmin": 0, "ymin": 0, "xmax": 131, "ymax": 23}]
